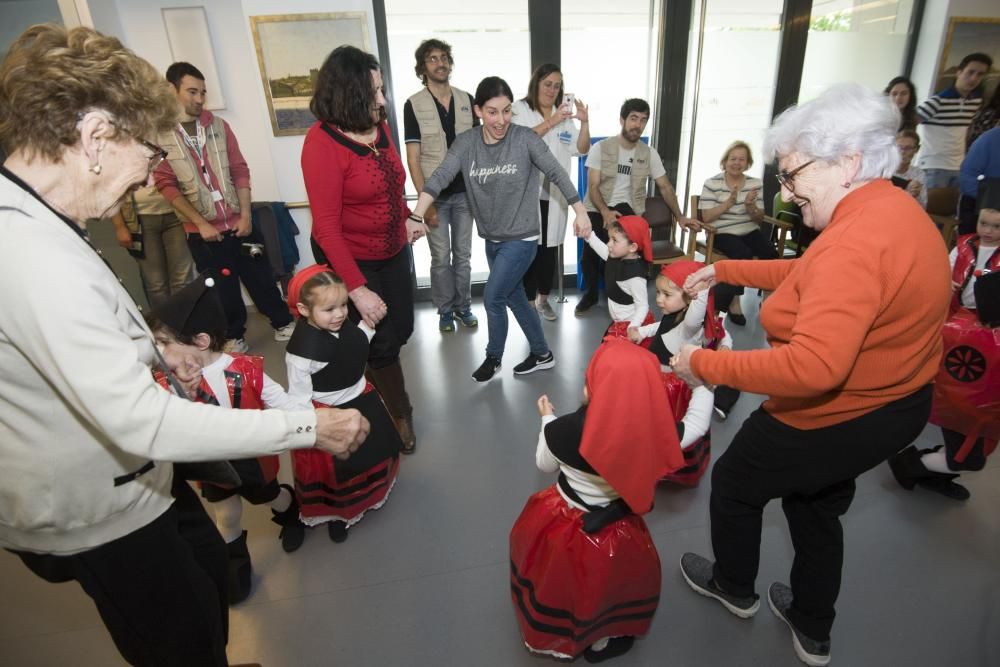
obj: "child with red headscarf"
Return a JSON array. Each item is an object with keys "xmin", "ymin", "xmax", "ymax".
[
  {"xmin": 509, "ymin": 340, "xmax": 684, "ymax": 662},
  {"xmin": 583, "ymin": 215, "xmax": 655, "ymax": 344},
  {"xmin": 283, "ymin": 264, "xmax": 403, "ymax": 545}
]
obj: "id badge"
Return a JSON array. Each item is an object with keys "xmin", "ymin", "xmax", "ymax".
[{"xmin": 210, "ymin": 190, "xmax": 224, "ymax": 202}]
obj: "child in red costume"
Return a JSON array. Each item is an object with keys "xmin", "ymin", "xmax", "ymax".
[
  {"xmin": 148, "ymin": 273, "xmax": 305, "ymax": 604},
  {"xmin": 284, "ymin": 265, "xmax": 402, "ymax": 544},
  {"xmin": 509, "ymin": 340, "xmax": 684, "ymax": 662},
  {"xmin": 582, "ymin": 215, "xmax": 655, "ymax": 344}
]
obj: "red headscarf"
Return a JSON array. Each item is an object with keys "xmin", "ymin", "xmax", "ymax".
[
  {"xmin": 616, "ymin": 215, "xmax": 653, "ymax": 263},
  {"xmin": 580, "ymin": 340, "xmax": 685, "ymax": 513},
  {"xmin": 286, "ymin": 264, "xmax": 334, "ymax": 318},
  {"xmin": 660, "ymin": 261, "xmax": 726, "ymax": 345}
]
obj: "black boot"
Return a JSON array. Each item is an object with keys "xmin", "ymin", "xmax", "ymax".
[
  {"xmin": 370, "ymin": 360, "xmax": 416, "ymax": 454},
  {"xmin": 226, "ymin": 530, "xmax": 252, "ymax": 605},
  {"xmin": 328, "ymin": 520, "xmax": 348, "ymax": 543},
  {"xmin": 887, "ymin": 446, "xmax": 932, "ymax": 490},
  {"xmin": 270, "ymin": 484, "xmax": 306, "ymax": 553}
]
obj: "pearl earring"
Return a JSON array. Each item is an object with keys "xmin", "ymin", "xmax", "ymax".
[{"xmin": 90, "ymin": 163, "xmax": 102, "ymax": 175}]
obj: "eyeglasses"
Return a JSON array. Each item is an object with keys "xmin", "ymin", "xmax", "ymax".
[
  {"xmin": 775, "ymin": 160, "xmax": 815, "ymax": 190},
  {"xmin": 108, "ymin": 119, "xmax": 168, "ymax": 172}
]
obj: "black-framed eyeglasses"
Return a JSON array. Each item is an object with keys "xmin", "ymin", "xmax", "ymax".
[
  {"xmin": 107, "ymin": 119, "xmax": 168, "ymax": 172},
  {"xmin": 775, "ymin": 160, "xmax": 815, "ymax": 190}
]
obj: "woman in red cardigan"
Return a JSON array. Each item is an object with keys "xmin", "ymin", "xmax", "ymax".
[{"xmin": 301, "ymin": 46, "xmax": 425, "ymax": 454}]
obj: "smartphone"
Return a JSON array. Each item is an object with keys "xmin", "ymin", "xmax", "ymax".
[{"xmin": 562, "ymin": 93, "xmax": 575, "ymax": 114}]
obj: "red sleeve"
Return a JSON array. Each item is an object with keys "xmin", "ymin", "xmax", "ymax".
[
  {"xmin": 301, "ymin": 128, "xmax": 366, "ymax": 291},
  {"xmin": 222, "ymin": 120, "xmax": 251, "ymax": 190},
  {"xmin": 153, "ymin": 159, "xmax": 183, "ymax": 203}
]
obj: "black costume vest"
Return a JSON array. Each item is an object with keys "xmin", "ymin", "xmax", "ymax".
[
  {"xmin": 285, "ymin": 319, "xmax": 368, "ymax": 391},
  {"xmin": 604, "ymin": 257, "xmax": 648, "ymax": 305}
]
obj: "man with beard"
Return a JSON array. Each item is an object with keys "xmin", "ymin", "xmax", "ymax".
[
  {"xmin": 403, "ymin": 39, "xmax": 480, "ymax": 333},
  {"xmin": 577, "ymin": 98, "xmax": 689, "ymax": 313}
]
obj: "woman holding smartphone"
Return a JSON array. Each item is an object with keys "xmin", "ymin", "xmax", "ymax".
[{"xmin": 511, "ymin": 64, "xmax": 590, "ymax": 321}]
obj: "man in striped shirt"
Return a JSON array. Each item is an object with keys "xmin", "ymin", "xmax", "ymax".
[{"xmin": 917, "ymin": 52, "xmax": 992, "ymax": 189}]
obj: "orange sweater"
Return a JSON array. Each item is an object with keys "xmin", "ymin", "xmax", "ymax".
[{"xmin": 691, "ymin": 179, "xmax": 951, "ymax": 429}]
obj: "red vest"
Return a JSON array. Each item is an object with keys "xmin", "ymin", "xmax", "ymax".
[{"xmin": 951, "ymin": 233, "xmax": 1000, "ymax": 313}]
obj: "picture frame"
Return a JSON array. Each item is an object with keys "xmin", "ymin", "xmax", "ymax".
[
  {"xmin": 934, "ymin": 17, "xmax": 1000, "ymax": 99},
  {"xmin": 249, "ymin": 12, "xmax": 371, "ymax": 137},
  {"xmin": 162, "ymin": 7, "xmax": 226, "ymax": 110}
]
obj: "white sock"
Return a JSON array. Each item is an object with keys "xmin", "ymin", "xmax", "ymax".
[
  {"xmin": 590, "ymin": 637, "xmax": 609, "ymax": 652},
  {"xmin": 920, "ymin": 449, "xmax": 953, "ymax": 474},
  {"xmin": 212, "ymin": 495, "xmax": 244, "ymax": 544},
  {"xmin": 270, "ymin": 486, "xmax": 292, "ymax": 513}
]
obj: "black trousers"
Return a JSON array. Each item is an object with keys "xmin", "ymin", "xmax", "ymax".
[
  {"xmin": 187, "ymin": 228, "xmax": 293, "ymax": 340},
  {"xmin": 709, "ymin": 385, "xmax": 932, "ymax": 641},
  {"xmin": 524, "ymin": 200, "xmax": 559, "ymax": 300},
  {"xmin": 312, "ymin": 241, "xmax": 415, "ymax": 370},
  {"xmin": 580, "ymin": 203, "xmax": 634, "ymax": 298},
  {"xmin": 13, "ymin": 477, "xmax": 229, "ymax": 666},
  {"xmin": 711, "ymin": 229, "xmax": 778, "ymax": 312}
]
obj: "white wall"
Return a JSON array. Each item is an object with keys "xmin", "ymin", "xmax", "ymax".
[
  {"xmin": 86, "ymin": 0, "xmax": 379, "ymax": 265},
  {"xmin": 911, "ymin": 0, "xmax": 1000, "ymax": 99},
  {"xmin": 0, "ymin": 0, "xmax": 63, "ymax": 55}
]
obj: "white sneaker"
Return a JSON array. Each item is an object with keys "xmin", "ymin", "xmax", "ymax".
[
  {"xmin": 225, "ymin": 338, "xmax": 250, "ymax": 354},
  {"xmin": 274, "ymin": 322, "xmax": 296, "ymax": 342},
  {"xmin": 536, "ymin": 301, "xmax": 557, "ymax": 321}
]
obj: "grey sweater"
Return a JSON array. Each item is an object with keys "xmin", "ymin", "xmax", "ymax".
[{"xmin": 423, "ymin": 123, "xmax": 580, "ymax": 241}]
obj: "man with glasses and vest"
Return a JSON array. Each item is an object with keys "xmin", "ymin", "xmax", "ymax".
[
  {"xmin": 155, "ymin": 61, "xmax": 294, "ymax": 353},
  {"xmin": 403, "ymin": 39, "xmax": 480, "ymax": 333},
  {"xmin": 577, "ymin": 98, "xmax": 691, "ymax": 313}
]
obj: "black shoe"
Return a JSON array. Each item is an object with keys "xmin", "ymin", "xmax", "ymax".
[
  {"xmin": 472, "ymin": 356, "xmax": 502, "ymax": 382},
  {"xmin": 727, "ymin": 312, "xmax": 747, "ymax": 326},
  {"xmin": 680, "ymin": 553, "xmax": 759, "ymax": 618},
  {"xmin": 713, "ymin": 385, "xmax": 739, "ymax": 421},
  {"xmin": 226, "ymin": 530, "xmax": 253, "ymax": 605},
  {"xmin": 328, "ymin": 520, "xmax": 348, "ymax": 543},
  {"xmin": 768, "ymin": 582, "xmax": 831, "ymax": 667},
  {"xmin": 270, "ymin": 484, "xmax": 306, "ymax": 553},
  {"xmin": 916, "ymin": 476, "xmax": 971, "ymax": 500},
  {"xmin": 583, "ymin": 636, "xmax": 635, "ymax": 663},
  {"xmin": 575, "ymin": 294, "xmax": 598, "ymax": 314},
  {"xmin": 513, "ymin": 351, "xmax": 555, "ymax": 375}
]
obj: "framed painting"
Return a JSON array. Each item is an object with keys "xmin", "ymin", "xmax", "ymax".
[
  {"xmin": 249, "ymin": 12, "xmax": 370, "ymax": 137},
  {"xmin": 935, "ymin": 17, "xmax": 1000, "ymax": 99}
]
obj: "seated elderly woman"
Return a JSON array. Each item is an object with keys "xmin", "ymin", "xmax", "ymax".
[
  {"xmin": 697, "ymin": 140, "xmax": 773, "ymax": 325},
  {"xmin": 0, "ymin": 25, "xmax": 365, "ymax": 667},
  {"xmin": 672, "ymin": 84, "xmax": 951, "ymax": 667}
]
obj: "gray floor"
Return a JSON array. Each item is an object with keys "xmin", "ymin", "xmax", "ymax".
[{"xmin": 2, "ymin": 240, "xmax": 999, "ymax": 665}]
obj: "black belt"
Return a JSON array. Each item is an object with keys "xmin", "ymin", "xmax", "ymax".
[
  {"xmin": 113, "ymin": 461, "xmax": 155, "ymax": 487},
  {"xmin": 557, "ymin": 473, "xmax": 632, "ymax": 534}
]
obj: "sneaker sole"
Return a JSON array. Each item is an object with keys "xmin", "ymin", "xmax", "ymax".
[
  {"xmin": 767, "ymin": 590, "xmax": 830, "ymax": 667},
  {"xmin": 680, "ymin": 556, "xmax": 759, "ymax": 619},
  {"xmin": 713, "ymin": 407, "xmax": 728, "ymax": 421},
  {"xmin": 513, "ymin": 358, "xmax": 555, "ymax": 375}
]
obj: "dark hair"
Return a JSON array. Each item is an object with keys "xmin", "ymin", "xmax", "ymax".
[
  {"xmin": 165, "ymin": 61, "xmax": 205, "ymax": 90},
  {"xmin": 414, "ymin": 38, "xmax": 452, "ymax": 84},
  {"xmin": 524, "ymin": 63, "xmax": 562, "ymax": 112},
  {"xmin": 959, "ymin": 52, "xmax": 993, "ymax": 71},
  {"xmin": 299, "ymin": 270, "xmax": 346, "ymax": 311},
  {"xmin": 607, "ymin": 220, "xmax": 634, "ymax": 245},
  {"xmin": 474, "ymin": 76, "xmax": 514, "ymax": 108},
  {"xmin": 884, "ymin": 76, "xmax": 918, "ymax": 130},
  {"xmin": 984, "ymin": 82, "xmax": 1000, "ymax": 113},
  {"xmin": 310, "ymin": 46, "xmax": 385, "ymax": 132},
  {"xmin": 145, "ymin": 314, "xmax": 225, "ymax": 353},
  {"xmin": 620, "ymin": 98, "xmax": 650, "ymax": 120},
  {"xmin": 897, "ymin": 128, "xmax": 920, "ymax": 146}
]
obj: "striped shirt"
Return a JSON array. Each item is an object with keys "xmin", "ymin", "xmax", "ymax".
[
  {"xmin": 917, "ymin": 87, "xmax": 982, "ymax": 171},
  {"xmin": 698, "ymin": 173, "xmax": 764, "ymax": 236}
]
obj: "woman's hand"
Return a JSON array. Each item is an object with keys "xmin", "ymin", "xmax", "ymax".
[
  {"xmin": 349, "ymin": 285, "xmax": 387, "ymax": 328},
  {"xmin": 683, "ymin": 264, "xmax": 717, "ymax": 296},
  {"xmin": 537, "ymin": 394, "xmax": 555, "ymax": 417},
  {"xmin": 670, "ymin": 344, "xmax": 703, "ymax": 387},
  {"xmin": 573, "ymin": 97, "xmax": 589, "ymax": 124},
  {"xmin": 744, "ymin": 188, "xmax": 759, "ymax": 207},
  {"xmin": 114, "ymin": 224, "xmax": 133, "ymax": 249},
  {"xmin": 727, "ymin": 187, "xmax": 739, "ymax": 207},
  {"xmin": 405, "ymin": 218, "xmax": 427, "ymax": 245},
  {"xmin": 571, "ymin": 202, "xmax": 592, "ymax": 238}
]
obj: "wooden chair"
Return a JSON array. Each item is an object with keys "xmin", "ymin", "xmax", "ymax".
[
  {"xmin": 926, "ymin": 186, "xmax": 960, "ymax": 249},
  {"xmin": 646, "ymin": 195, "xmax": 694, "ymax": 271},
  {"xmin": 690, "ymin": 195, "xmax": 793, "ymax": 264}
]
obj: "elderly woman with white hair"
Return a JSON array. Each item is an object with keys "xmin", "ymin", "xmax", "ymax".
[{"xmin": 671, "ymin": 84, "xmax": 951, "ymax": 666}]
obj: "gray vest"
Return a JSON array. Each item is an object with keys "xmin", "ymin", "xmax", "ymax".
[
  {"xmin": 159, "ymin": 116, "xmax": 240, "ymax": 222},
  {"xmin": 407, "ymin": 87, "xmax": 473, "ymax": 178},
  {"xmin": 586, "ymin": 137, "xmax": 651, "ymax": 216}
]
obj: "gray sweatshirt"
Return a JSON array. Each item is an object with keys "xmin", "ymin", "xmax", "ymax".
[{"xmin": 423, "ymin": 123, "xmax": 580, "ymax": 241}]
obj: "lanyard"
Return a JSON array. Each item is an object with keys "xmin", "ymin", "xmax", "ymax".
[{"xmin": 177, "ymin": 120, "xmax": 213, "ymax": 188}]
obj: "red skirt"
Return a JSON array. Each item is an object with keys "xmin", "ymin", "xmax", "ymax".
[
  {"xmin": 605, "ymin": 312, "xmax": 655, "ymax": 349},
  {"xmin": 509, "ymin": 486, "xmax": 660, "ymax": 659},
  {"xmin": 659, "ymin": 371, "xmax": 710, "ymax": 486}
]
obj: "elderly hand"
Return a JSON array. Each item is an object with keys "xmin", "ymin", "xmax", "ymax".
[
  {"xmin": 683, "ymin": 263, "xmax": 717, "ymax": 296},
  {"xmin": 744, "ymin": 188, "xmax": 759, "ymax": 208},
  {"xmin": 670, "ymin": 344, "xmax": 703, "ymax": 387},
  {"xmin": 405, "ymin": 218, "xmax": 427, "ymax": 244},
  {"xmin": 350, "ymin": 285, "xmax": 387, "ymax": 328},
  {"xmin": 680, "ymin": 216, "xmax": 701, "ymax": 231},
  {"xmin": 314, "ymin": 407, "xmax": 369, "ymax": 460},
  {"xmin": 537, "ymin": 394, "xmax": 555, "ymax": 417}
]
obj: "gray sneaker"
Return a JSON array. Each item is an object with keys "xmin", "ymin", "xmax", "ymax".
[
  {"xmin": 679, "ymin": 553, "xmax": 759, "ymax": 618},
  {"xmin": 536, "ymin": 300, "xmax": 557, "ymax": 321},
  {"xmin": 767, "ymin": 582, "xmax": 831, "ymax": 667}
]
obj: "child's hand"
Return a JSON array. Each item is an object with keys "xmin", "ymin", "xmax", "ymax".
[
  {"xmin": 627, "ymin": 326, "xmax": 642, "ymax": 343},
  {"xmin": 537, "ymin": 395, "xmax": 555, "ymax": 417}
]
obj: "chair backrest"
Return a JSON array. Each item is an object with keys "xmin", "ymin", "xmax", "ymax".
[
  {"xmin": 644, "ymin": 195, "xmax": 672, "ymax": 229},
  {"xmin": 926, "ymin": 187, "xmax": 959, "ymax": 217},
  {"xmin": 690, "ymin": 195, "xmax": 704, "ymax": 222},
  {"xmin": 772, "ymin": 192, "xmax": 802, "ymax": 224}
]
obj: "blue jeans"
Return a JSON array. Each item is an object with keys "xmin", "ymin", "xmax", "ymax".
[
  {"xmin": 484, "ymin": 239, "xmax": 549, "ymax": 360},
  {"xmin": 427, "ymin": 195, "xmax": 474, "ymax": 314},
  {"xmin": 923, "ymin": 168, "xmax": 960, "ymax": 189}
]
